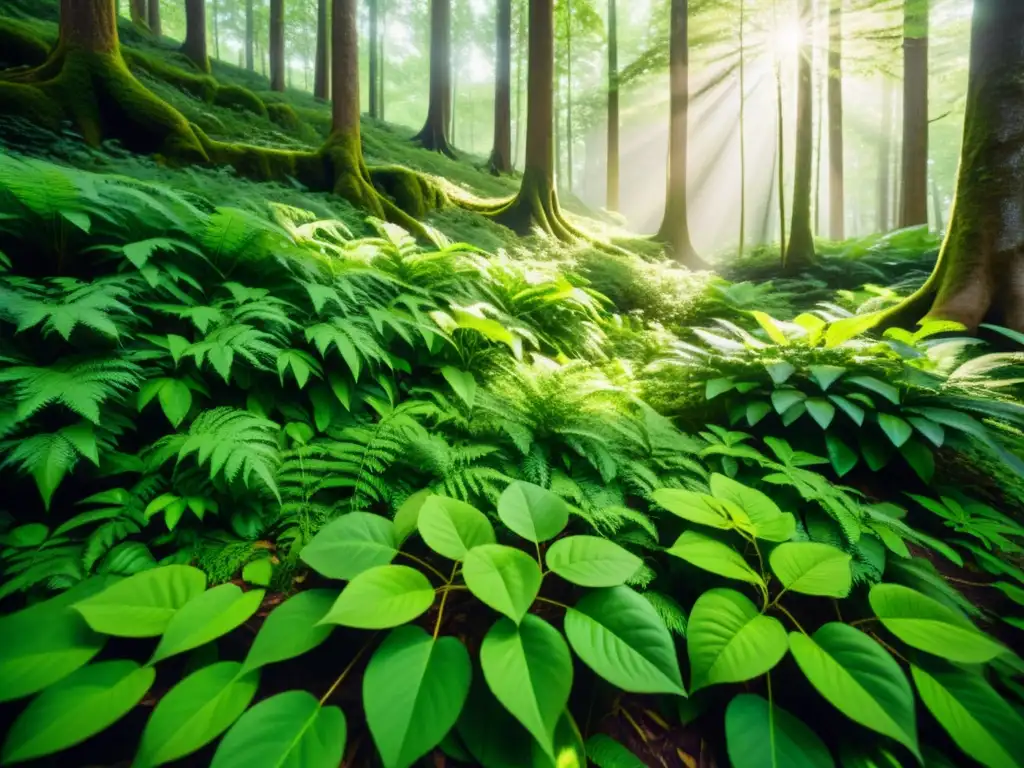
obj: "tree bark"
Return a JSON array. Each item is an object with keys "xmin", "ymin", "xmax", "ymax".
[
  {"xmin": 212, "ymin": 0, "xmax": 220, "ymax": 61},
  {"xmin": 245, "ymin": 0, "xmax": 254, "ymax": 71},
  {"xmin": 785, "ymin": 0, "xmax": 816, "ymax": 267},
  {"xmin": 656, "ymin": 0, "xmax": 700, "ymax": 266},
  {"xmin": 827, "ymin": 0, "xmax": 844, "ymax": 240},
  {"xmin": 379, "ymin": 0, "xmax": 386, "ymax": 119},
  {"xmin": 368, "ymin": 0, "xmax": 379, "ymax": 115},
  {"xmin": 413, "ymin": 0, "xmax": 455, "ymax": 156},
  {"xmin": 314, "ymin": 0, "xmax": 329, "ymax": 99},
  {"xmin": 885, "ymin": 0, "xmax": 1024, "ymax": 332},
  {"xmin": 565, "ymin": 0, "xmax": 574, "ymax": 193},
  {"xmin": 514, "ymin": 0, "xmax": 525, "ymax": 168},
  {"xmin": 877, "ymin": 75, "xmax": 893, "ymax": 232},
  {"xmin": 182, "ymin": 0, "xmax": 210, "ymax": 72},
  {"xmin": 606, "ymin": 0, "xmax": 619, "ymax": 211},
  {"xmin": 270, "ymin": 0, "xmax": 285, "ymax": 91},
  {"xmin": 490, "ymin": 0, "xmax": 513, "ymax": 173},
  {"xmin": 147, "ymin": 0, "xmax": 161, "ymax": 36},
  {"xmin": 900, "ymin": 0, "xmax": 929, "ymax": 227},
  {"xmin": 130, "ymin": 0, "xmax": 147, "ymax": 27}
]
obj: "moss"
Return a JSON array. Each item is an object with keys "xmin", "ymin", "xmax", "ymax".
[
  {"xmin": 123, "ymin": 49, "xmax": 218, "ymax": 103},
  {"xmin": 266, "ymin": 102, "xmax": 301, "ymax": 131},
  {"xmin": 197, "ymin": 128, "xmax": 327, "ymax": 188},
  {"xmin": 370, "ymin": 165, "xmax": 448, "ymax": 219},
  {"xmin": 212, "ymin": 84, "xmax": 268, "ymax": 117},
  {"xmin": 0, "ymin": 18, "xmax": 52, "ymax": 70}
]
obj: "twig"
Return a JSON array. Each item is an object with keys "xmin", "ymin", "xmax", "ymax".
[{"xmin": 397, "ymin": 551, "xmax": 448, "ymax": 582}]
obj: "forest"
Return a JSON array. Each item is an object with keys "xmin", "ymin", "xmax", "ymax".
[{"xmin": 0, "ymin": 0, "xmax": 1021, "ymax": 765}]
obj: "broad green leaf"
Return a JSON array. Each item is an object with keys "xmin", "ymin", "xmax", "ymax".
[
  {"xmin": 158, "ymin": 379, "xmax": 192, "ymax": 427},
  {"xmin": 319, "ymin": 565, "xmax": 434, "ymax": 629},
  {"xmin": 908, "ymin": 416, "xmax": 944, "ymax": 447},
  {"xmin": 805, "ymin": 398, "xmax": 837, "ymax": 429},
  {"xmin": 725, "ymin": 694, "xmax": 833, "ymax": 768},
  {"xmin": 585, "ymin": 734, "xmax": 646, "ymax": 768},
  {"xmin": 2, "ymin": 523, "xmax": 48, "ymax": 547},
  {"xmin": 848, "ymin": 376, "xmax": 900, "ymax": 405},
  {"xmin": 869, "ymin": 584, "xmax": 1006, "ymax": 663},
  {"xmin": 829, "ymin": 394, "xmax": 866, "ymax": 426},
  {"xmin": 809, "ymin": 365, "xmax": 847, "ymax": 390},
  {"xmin": 651, "ymin": 489, "xmax": 731, "ymax": 530},
  {"xmin": 418, "ymin": 495, "xmax": 496, "ymax": 560},
  {"xmin": 1, "ymin": 660, "xmax": 154, "ymax": 763},
  {"xmin": 687, "ymin": 588, "xmax": 787, "ymax": 692},
  {"xmin": 210, "ymin": 691, "xmax": 345, "ymax": 768},
  {"xmin": 545, "ymin": 535, "xmax": 642, "ymax": 588},
  {"xmin": 151, "ymin": 584, "xmax": 264, "ymax": 664},
  {"xmin": 364, "ymin": 626, "xmax": 472, "ymax": 768},
  {"xmin": 73, "ymin": 565, "xmax": 207, "ymax": 637},
  {"xmin": 441, "ymin": 366, "xmax": 477, "ymax": 408},
  {"xmin": 770, "ymin": 542, "xmax": 852, "ymax": 598},
  {"xmin": 135, "ymin": 662, "xmax": 259, "ymax": 768},
  {"xmin": 878, "ymin": 414, "xmax": 913, "ymax": 448},
  {"xmin": 242, "ymin": 590, "xmax": 335, "ymax": 674},
  {"xmin": 463, "ymin": 544, "xmax": 542, "ymax": 624},
  {"xmin": 826, "ymin": 433, "xmax": 859, "ymax": 477},
  {"xmin": 481, "ymin": 615, "xmax": 572, "ymax": 758},
  {"xmin": 532, "ymin": 710, "xmax": 586, "ymax": 768},
  {"xmin": 706, "ymin": 377, "xmax": 736, "ymax": 399},
  {"xmin": 766, "ymin": 362, "xmax": 797, "ymax": 384},
  {"xmin": 709, "ymin": 474, "xmax": 795, "ymax": 542},
  {"xmin": 772, "ymin": 388, "xmax": 806, "ymax": 414},
  {"xmin": 901, "ymin": 439, "xmax": 935, "ymax": 482},
  {"xmin": 393, "ymin": 489, "xmax": 431, "ymax": 543},
  {"xmin": 300, "ymin": 512, "xmax": 398, "ymax": 580},
  {"xmin": 790, "ymin": 624, "xmax": 919, "ymax": 759},
  {"xmin": 563, "ymin": 586, "xmax": 684, "ymax": 695},
  {"xmin": 912, "ymin": 661, "xmax": 1024, "ymax": 768},
  {"xmin": 241, "ymin": 559, "xmax": 272, "ymax": 587},
  {"xmin": 753, "ymin": 312, "xmax": 790, "ymax": 345},
  {"xmin": 497, "ymin": 481, "xmax": 570, "ymax": 543},
  {"xmin": 668, "ymin": 531, "xmax": 764, "ymax": 586},
  {"xmin": 457, "ymin": 674, "xmax": 536, "ymax": 768}
]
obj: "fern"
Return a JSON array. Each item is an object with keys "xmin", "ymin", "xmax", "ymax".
[{"xmin": 0, "ymin": 276, "xmax": 137, "ymax": 341}]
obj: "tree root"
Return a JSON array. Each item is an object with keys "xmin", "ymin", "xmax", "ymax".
[{"xmin": 412, "ymin": 121, "xmax": 457, "ymax": 159}]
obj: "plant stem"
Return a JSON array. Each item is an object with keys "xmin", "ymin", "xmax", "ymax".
[
  {"xmin": 537, "ymin": 596, "xmax": 570, "ymax": 611},
  {"xmin": 774, "ymin": 602, "xmax": 808, "ymax": 635},
  {"xmin": 319, "ymin": 634, "xmax": 377, "ymax": 705},
  {"xmin": 398, "ymin": 551, "xmax": 448, "ymax": 582},
  {"xmin": 944, "ymin": 576, "xmax": 992, "ymax": 587},
  {"xmin": 433, "ymin": 562, "xmax": 459, "ymax": 640}
]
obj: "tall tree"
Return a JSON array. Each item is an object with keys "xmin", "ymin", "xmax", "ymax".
[
  {"xmin": 827, "ymin": 0, "xmax": 844, "ymax": 239},
  {"xmin": 900, "ymin": 0, "xmax": 929, "ymax": 227},
  {"xmin": 245, "ymin": 0, "xmax": 255, "ymax": 71},
  {"xmin": 514, "ymin": 0, "xmax": 525, "ymax": 167},
  {"xmin": 606, "ymin": 0, "xmax": 619, "ymax": 211},
  {"xmin": 270, "ymin": 0, "xmax": 285, "ymax": 91},
  {"xmin": 368, "ymin": 0, "xmax": 380, "ymax": 116},
  {"xmin": 785, "ymin": 0, "xmax": 816, "ymax": 267},
  {"xmin": 182, "ymin": 0, "xmax": 210, "ymax": 72},
  {"xmin": 490, "ymin": 0, "xmax": 513, "ymax": 173},
  {"xmin": 314, "ymin": 0, "xmax": 330, "ymax": 99},
  {"xmin": 414, "ymin": 0, "xmax": 455, "ymax": 156},
  {"xmin": 379, "ymin": 0, "xmax": 386, "ymax": 119},
  {"xmin": 656, "ymin": 0, "xmax": 700, "ymax": 266},
  {"xmin": 130, "ymin": 0, "xmax": 147, "ymax": 26},
  {"xmin": 877, "ymin": 74, "xmax": 893, "ymax": 232},
  {"xmin": 885, "ymin": 0, "xmax": 1024, "ymax": 331},
  {"xmin": 147, "ymin": 0, "xmax": 161, "ymax": 36},
  {"xmin": 212, "ymin": 0, "xmax": 221, "ymax": 60},
  {"xmin": 565, "ymin": 0, "xmax": 574, "ymax": 193}
]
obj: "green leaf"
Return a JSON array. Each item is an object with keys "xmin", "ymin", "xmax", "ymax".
[
  {"xmin": 241, "ymin": 559, "xmax": 272, "ymax": 587},
  {"xmin": 829, "ymin": 394, "xmax": 866, "ymax": 426},
  {"xmin": 869, "ymin": 583, "xmax": 1007, "ymax": 663},
  {"xmin": 441, "ymin": 366, "xmax": 478, "ymax": 409},
  {"xmin": 709, "ymin": 473, "xmax": 795, "ymax": 542},
  {"xmin": 545, "ymin": 535, "xmax": 642, "ymax": 588},
  {"xmin": 726, "ymin": 694, "xmax": 833, "ymax": 768},
  {"xmin": 754, "ymin": 312, "xmax": 791, "ymax": 345},
  {"xmin": 585, "ymin": 734, "xmax": 646, "ymax": 768},
  {"xmin": 706, "ymin": 377, "xmax": 736, "ymax": 399},
  {"xmin": 210, "ymin": 691, "xmax": 345, "ymax": 768},
  {"xmin": 481, "ymin": 615, "xmax": 573, "ymax": 758},
  {"xmin": 457, "ymin": 674, "xmax": 536, "ymax": 768},
  {"xmin": 765, "ymin": 362, "xmax": 797, "ymax": 384},
  {"xmin": 825, "ymin": 313, "xmax": 882, "ymax": 347},
  {"xmin": 151, "ymin": 584, "xmax": 264, "ymax": 664},
  {"xmin": 393, "ymin": 489, "xmax": 431, "ymax": 544},
  {"xmin": 319, "ymin": 565, "xmax": 434, "ymax": 629},
  {"xmin": 878, "ymin": 414, "xmax": 913, "ymax": 448},
  {"xmin": 497, "ymin": 481, "xmax": 570, "ymax": 543},
  {"xmin": 2, "ymin": 660, "xmax": 154, "ymax": 763},
  {"xmin": 668, "ymin": 531, "xmax": 764, "ymax": 586},
  {"xmin": 1, "ymin": 523, "xmax": 48, "ymax": 547},
  {"xmin": 651, "ymin": 488, "xmax": 731, "ymax": 530},
  {"xmin": 563, "ymin": 586, "xmax": 685, "ymax": 695},
  {"xmin": 300, "ymin": 512, "xmax": 399, "ymax": 580},
  {"xmin": 772, "ymin": 388, "xmax": 806, "ymax": 414},
  {"xmin": 747, "ymin": 401, "xmax": 773, "ymax": 426},
  {"xmin": 417, "ymin": 495, "xmax": 496, "ymax": 560},
  {"xmin": 770, "ymin": 542, "xmax": 852, "ymax": 597},
  {"xmin": 364, "ymin": 625, "xmax": 472, "ymax": 768},
  {"xmin": 826, "ymin": 433, "xmax": 859, "ymax": 477},
  {"xmin": 158, "ymin": 379, "xmax": 193, "ymax": 427},
  {"xmin": 242, "ymin": 590, "xmax": 335, "ymax": 674},
  {"xmin": 809, "ymin": 365, "xmax": 847, "ymax": 390},
  {"xmin": 687, "ymin": 588, "xmax": 787, "ymax": 692},
  {"xmin": 73, "ymin": 565, "xmax": 207, "ymax": 637},
  {"xmin": 907, "ymin": 416, "xmax": 945, "ymax": 447},
  {"xmin": 789, "ymin": 624, "xmax": 919, "ymax": 759},
  {"xmin": 848, "ymin": 376, "xmax": 900, "ymax": 405},
  {"xmin": 805, "ymin": 398, "xmax": 837, "ymax": 429},
  {"xmin": 463, "ymin": 544, "xmax": 542, "ymax": 624},
  {"xmin": 912, "ymin": 661, "xmax": 1024, "ymax": 768},
  {"xmin": 900, "ymin": 439, "xmax": 935, "ymax": 482},
  {"xmin": 135, "ymin": 661, "xmax": 259, "ymax": 768}
]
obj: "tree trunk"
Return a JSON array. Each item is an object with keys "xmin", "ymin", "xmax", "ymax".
[
  {"xmin": 245, "ymin": 0, "xmax": 254, "ymax": 70},
  {"xmin": 314, "ymin": 0, "xmax": 329, "ymax": 99},
  {"xmin": 785, "ymin": 0, "xmax": 816, "ymax": 267},
  {"xmin": 565, "ymin": 0, "xmax": 574, "ymax": 193},
  {"xmin": 877, "ymin": 75, "xmax": 892, "ymax": 232},
  {"xmin": 182, "ymin": 0, "xmax": 210, "ymax": 72},
  {"xmin": 900, "ymin": 0, "xmax": 928, "ymax": 227},
  {"xmin": 814, "ymin": 56, "xmax": 823, "ymax": 234},
  {"xmin": 147, "ymin": 0, "xmax": 160, "ymax": 36},
  {"xmin": 656, "ymin": 0, "xmax": 700, "ymax": 266},
  {"xmin": 451, "ymin": 59, "xmax": 458, "ymax": 144},
  {"xmin": 379, "ymin": 0, "xmax": 386, "ymax": 119},
  {"xmin": 774, "ymin": 51, "xmax": 787, "ymax": 255},
  {"xmin": 212, "ymin": 0, "xmax": 220, "ymax": 61},
  {"xmin": 827, "ymin": 0, "xmax": 844, "ymax": 240},
  {"xmin": 413, "ymin": 0, "xmax": 455, "ymax": 156},
  {"xmin": 130, "ymin": 0, "xmax": 147, "ymax": 27},
  {"xmin": 885, "ymin": 0, "xmax": 1024, "ymax": 332},
  {"xmin": 514, "ymin": 0, "xmax": 525, "ymax": 168},
  {"xmin": 368, "ymin": 0, "xmax": 379, "ymax": 116},
  {"xmin": 489, "ymin": 0, "xmax": 513, "ymax": 173},
  {"xmin": 270, "ymin": 0, "xmax": 285, "ymax": 91},
  {"xmin": 931, "ymin": 177, "xmax": 944, "ymax": 232},
  {"xmin": 606, "ymin": 0, "xmax": 619, "ymax": 211},
  {"xmin": 554, "ymin": 67, "xmax": 561, "ymax": 184}
]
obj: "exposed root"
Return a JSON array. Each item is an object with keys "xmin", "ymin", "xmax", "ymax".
[
  {"xmin": 370, "ymin": 165, "xmax": 448, "ymax": 219},
  {"xmin": 412, "ymin": 121, "xmax": 457, "ymax": 159}
]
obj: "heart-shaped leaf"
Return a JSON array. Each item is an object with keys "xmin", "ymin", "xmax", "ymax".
[
  {"xmin": 441, "ymin": 367, "xmax": 478, "ymax": 408},
  {"xmin": 770, "ymin": 542, "xmax": 852, "ymax": 597},
  {"xmin": 709, "ymin": 474, "xmax": 795, "ymax": 542},
  {"xmin": 668, "ymin": 531, "xmax": 764, "ymax": 586},
  {"xmin": 418, "ymin": 495, "xmax": 495, "ymax": 560},
  {"xmin": 151, "ymin": 584, "xmax": 264, "ymax": 664},
  {"xmin": 242, "ymin": 590, "xmax": 335, "ymax": 673},
  {"xmin": 651, "ymin": 489, "xmax": 732, "ymax": 530},
  {"xmin": 319, "ymin": 565, "xmax": 434, "ymax": 629},
  {"xmin": 497, "ymin": 481, "xmax": 570, "ymax": 543},
  {"xmin": 73, "ymin": 565, "xmax": 207, "ymax": 637},
  {"xmin": 463, "ymin": 544, "xmax": 542, "ymax": 623},
  {"xmin": 545, "ymin": 535, "xmax": 642, "ymax": 588},
  {"xmin": 725, "ymin": 694, "xmax": 832, "ymax": 768},
  {"xmin": 300, "ymin": 513, "xmax": 399, "ymax": 580}
]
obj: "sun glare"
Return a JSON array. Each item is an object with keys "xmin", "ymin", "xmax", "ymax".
[{"xmin": 767, "ymin": 17, "xmax": 804, "ymax": 58}]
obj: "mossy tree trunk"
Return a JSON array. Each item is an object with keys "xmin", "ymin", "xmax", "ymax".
[
  {"xmin": 414, "ymin": 0, "xmax": 455, "ymax": 156},
  {"xmin": 270, "ymin": 0, "xmax": 285, "ymax": 91},
  {"xmin": 900, "ymin": 0, "xmax": 928, "ymax": 227},
  {"xmin": 655, "ymin": 0, "xmax": 701, "ymax": 267},
  {"xmin": 827, "ymin": 0, "xmax": 844, "ymax": 240},
  {"xmin": 489, "ymin": 0, "xmax": 513, "ymax": 174},
  {"xmin": 606, "ymin": 0, "xmax": 619, "ymax": 211},
  {"xmin": 245, "ymin": 0, "xmax": 254, "ymax": 70},
  {"xmin": 314, "ymin": 0, "xmax": 329, "ymax": 99},
  {"xmin": 368, "ymin": 0, "xmax": 379, "ymax": 116},
  {"xmin": 182, "ymin": 0, "xmax": 210, "ymax": 72},
  {"xmin": 784, "ymin": 0, "xmax": 816, "ymax": 268},
  {"xmin": 883, "ymin": 0, "xmax": 1024, "ymax": 332},
  {"xmin": 490, "ymin": 0, "xmax": 579, "ymax": 240},
  {"xmin": 147, "ymin": 0, "xmax": 161, "ymax": 36}
]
